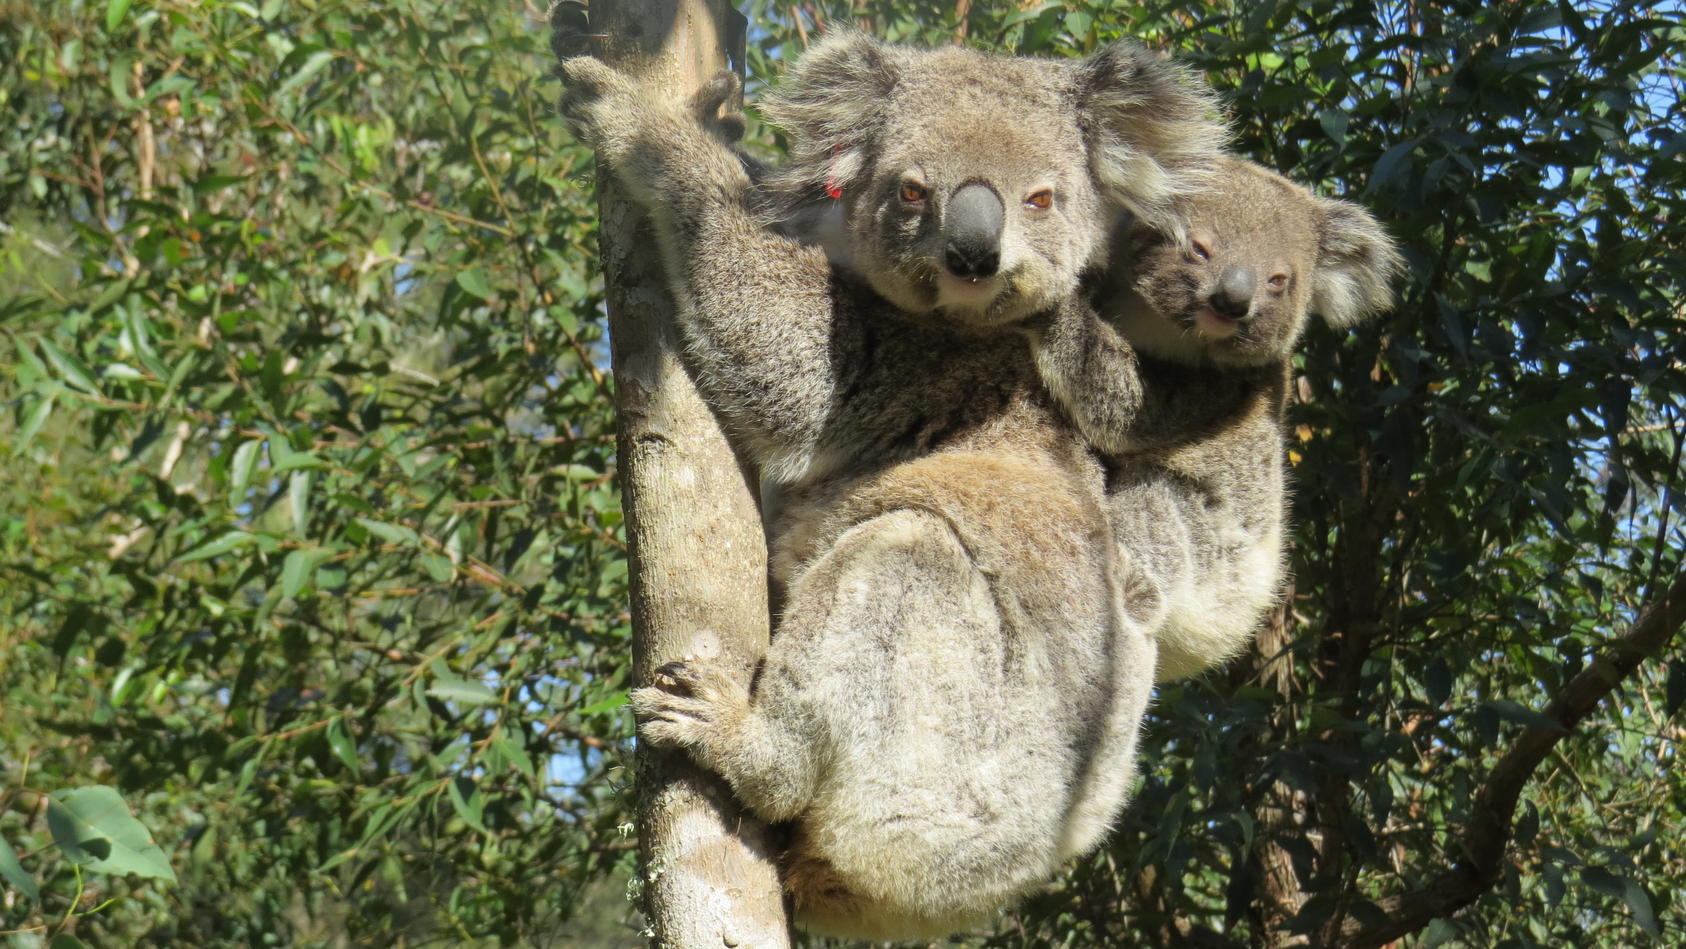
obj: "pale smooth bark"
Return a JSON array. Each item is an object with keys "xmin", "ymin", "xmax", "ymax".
[{"xmin": 587, "ymin": 2, "xmax": 790, "ymax": 946}]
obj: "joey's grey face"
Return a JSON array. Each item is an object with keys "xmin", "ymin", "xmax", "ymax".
[
  {"xmin": 1129, "ymin": 188, "xmax": 1319, "ymax": 368},
  {"xmin": 842, "ymin": 52, "xmax": 1108, "ymax": 329}
]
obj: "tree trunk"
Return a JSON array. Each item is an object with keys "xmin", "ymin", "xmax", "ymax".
[{"xmin": 588, "ymin": 2, "xmax": 791, "ymax": 946}]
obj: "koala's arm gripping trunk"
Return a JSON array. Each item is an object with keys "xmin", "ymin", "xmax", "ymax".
[
  {"xmin": 575, "ymin": 2, "xmax": 791, "ymax": 947},
  {"xmin": 629, "ymin": 106, "xmax": 854, "ymax": 480}
]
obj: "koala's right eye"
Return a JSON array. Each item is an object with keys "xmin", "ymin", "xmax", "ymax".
[
  {"xmin": 899, "ymin": 182, "xmax": 929, "ymax": 204},
  {"xmin": 1189, "ymin": 238, "xmax": 1213, "ymax": 262}
]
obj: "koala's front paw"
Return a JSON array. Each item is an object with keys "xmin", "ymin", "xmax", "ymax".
[
  {"xmin": 629, "ymin": 660, "xmax": 749, "ymax": 754},
  {"xmin": 556, "ymin": 56, "xmax": 640, "ymax": 154}
]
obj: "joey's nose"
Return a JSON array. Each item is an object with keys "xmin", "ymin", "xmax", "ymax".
[
  {"xmin": 1209, "ymin": 266, "xmax": 1257, "ymax": 319},
  {"xmin": 944, "ymin": 182, "xmax": 1004, "ymax": 279}
]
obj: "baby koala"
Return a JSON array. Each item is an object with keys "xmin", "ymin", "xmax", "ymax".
[{"xmin": 1032, "ymin": 155, "xmax": 1404, "ymax": 681}]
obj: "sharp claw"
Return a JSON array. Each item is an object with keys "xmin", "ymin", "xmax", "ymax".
[
  {"xmin": 654, "ymin": 659, "xmax": 692, "ymax": 680},
  {"xmin": 548, "ymin": 0, "xmax": 595, "ymax": 59}
]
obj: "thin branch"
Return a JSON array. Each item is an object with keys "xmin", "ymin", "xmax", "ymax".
[{"xmin": 1337, "ymin": 568, "xmax": 1686, "ymax": 949}]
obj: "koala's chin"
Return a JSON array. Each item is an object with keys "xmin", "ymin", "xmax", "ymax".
[
  {"xmin": 1110, "ymin": 289, "xmax": 1290, "ymax": 370},
  {"xmin": 876, "ymin": 261, "xmax": 1063, "ymax": 333}
]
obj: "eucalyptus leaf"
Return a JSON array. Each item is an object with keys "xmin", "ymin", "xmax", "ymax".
[
  {"xmin": 46, "ymin": 787, "xmax": 177, "ymax": 884},
  {"xmin": 0, "ymin": 836, "xmax": 39, "ymax": 902},
  {"xmin": 426, "ymin": 676, "xmax": 495, "ymax": 707}
]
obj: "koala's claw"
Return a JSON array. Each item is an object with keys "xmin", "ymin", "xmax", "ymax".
[{"xmin": 547, "ymin": 1, "xmax": 595, "ymax": 59}]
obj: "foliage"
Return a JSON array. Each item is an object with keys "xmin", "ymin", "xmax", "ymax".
[
  {"xmin": 3, "ymin": 1, "xmax": 1683, "ymax": 948},
  {"xmin": 3, "ymin": 0, "xmax": 631, "ymax": 944}
]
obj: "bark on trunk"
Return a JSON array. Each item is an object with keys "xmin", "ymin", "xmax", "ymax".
[{"xmin": 587, "ymin": 2, "xmax": 791, "ymax": 946}]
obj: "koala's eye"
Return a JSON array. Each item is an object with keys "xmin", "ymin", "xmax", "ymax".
[
  {"xmin": 1267, "ymin": 273, "xmax": 1290, "ymax": 291},
  {"xmin": 1190, "ymin": 238, "xmax": 1213, "ymax": 262},
  {"xmin": 1024, "ymin": 189, "xmax": 1054, "ymax": 210},
  {"xmin": 899, "ymin": 182, "xmax": 929, "ymax": 204}
]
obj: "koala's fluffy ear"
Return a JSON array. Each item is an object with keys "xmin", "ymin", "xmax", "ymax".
[
  {"xmin": 759, "ymin": 31, "xmax": 897, "ymax": 204},
  {"xmin": 1312, "ymin": 197, "xmax": 1406, "ymax": 327},
  {"xmin": 1073, "ymin": 42, "xmax": 1228, "ymax": 232}
]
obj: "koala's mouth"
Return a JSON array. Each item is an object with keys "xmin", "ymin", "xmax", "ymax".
[
  {"xmin": 1192, "ymin": 305, "xmax": 1243, "ymax": 341},
  {"xmin": 933, "ymin": 272, "xmax": 1006, "ymax": 313}
]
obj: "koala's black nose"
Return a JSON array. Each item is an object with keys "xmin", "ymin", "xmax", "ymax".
[
  {"xmin": 943, "ymin": 182, "xmax": 1004, "ymax": 279},
  {"xmin": 1209, "ymin": 265, "xmax": 1257, "ymax": 319}
]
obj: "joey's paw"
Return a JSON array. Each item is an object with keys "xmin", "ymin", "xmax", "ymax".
[
  {"xmin": 629, "ymin": 660, "xmax": 749, "ymax": 752},
  {"xmin": 689, "ymin": 70, "xmax": 746, "ymax": 143}
]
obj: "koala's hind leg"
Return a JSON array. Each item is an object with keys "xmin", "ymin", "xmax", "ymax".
[
  {"xmin": 770, "ymin": 509, "xmax": 1064, "ymax": 937},
  {"xmin": 635, "ymin": 506, "xmax": 1007, "ymax": 834}
]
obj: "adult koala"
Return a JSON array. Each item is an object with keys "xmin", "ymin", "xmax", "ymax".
[
  {"xmin": 1032, "ymin": 155, "xmax": 1404, "ymax": 681},
  {"xmin": 551, "ymin": 21, "xmax": 1224, "ymax": 940}
]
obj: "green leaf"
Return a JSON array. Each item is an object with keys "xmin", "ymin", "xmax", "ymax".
[
  {"xmin": 1665, "ymin": 660, "xmax": 1685, "ymax": 718},
  {"xmin": 421, "ymin": 552, "xmax": 454, "ymax": 583},
  {"xmin": 455, "ymin": 268, "xmax": 494, "ymax": 301},
  {"xmin": 447, "ymin": 775, "xmax": 487, "ymax": 834},
  {"xmin": 176, "ymin": 530, "xmax": 255, "ymax": 563},
  {"xmin": 281, "ymin": 547, "xmax": 334, "ymax": 598},
  {"xmin": 233, "ymin": 739, "xmax": 272, "ymax": 799},
  {"xmin": 355, "ymin": 517, "xmax": 420, "ymax": 547},
  {"xmin": 39, "ymin": 338, "xmax": 100, "ymax": 394},
  {"xmin": 1366, "ymin": 138, "xmax": 1418, "ymax": 193},
  {"xmin": 106, "ymin": 54, "xmax": 137, "ymax": 108},
  {"xmin": 326, "ymin": 717, "xmax": 360, "ymax": 773},
  {"xmin": 50, "ymin": 936, "xmax": 88, "ymax": 949},
  {"xmin": 289, "ymin": 470, "xmax": 312, "ymax": 536},
  {"xmin": 1581, "ymin": 865, "xmax": 1626, "ymax": 899},
  {"xmin": 105, "ymin": 0, "xmax": 134, "ymax": 32},
  {"xmin": 46, "ymin": 787, "xmax": 177, "ymax": 884},
  {"xmin": 490, "ymin": 732, "xmax": 534, "ymax": 780},
  {"xmin": 1485, "ymin": 699, "xmax": 1567, "ymax": 733},
  {"xmin": 426, "ymin": 676, "xmax": 495, "ymax": 707},
  {"xmin": 577, "ymin": 693, "xmax": 628, "ymax": 716},
  {"xmin": 0, "ymin": 836, "xmax": 39, "ymax": 902},
  {"xmin": 270, "ymin": 438, "xmax": 324, "ymax": 472},
  {"xmin": 278, "ymin": 50, "xmax": 336, "ymax": 97},
  {"xmin": 15, "ymin": 392, "xmax": 56, "ymax": 453},
  {"xmin": 1319, "ymin": 107, "xmax": 1348, "ymax": 147},
  {"xmin": 192, "ymin": 173, "xmax": 249, "ymax": 194},
  {"xmin": 228, "ymin": 439, "xmax": 262, "ymax": 507},
  {"xmin": 1420, "ymin": 918, "xmax": 1457, "ymax": 948},
  {"xmin": 1622, "ymin": 876, "xmax": 1661, "ymax": 936}
]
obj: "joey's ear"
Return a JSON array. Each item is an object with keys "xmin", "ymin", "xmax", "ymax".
[
  {"xmin": 759, "ymin": 30, "xmax": 896, "ymax": 200},
  {"xmin": 1074, "ymin": 41, "xmax": 1228, "ymax": 232},
  {"xmin": 1312, "ymin": 197, "xmax": 1405, "ymax": 327}
]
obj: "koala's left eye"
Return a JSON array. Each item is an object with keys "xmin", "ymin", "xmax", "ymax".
[
  {"xmin": 1024, "ymin": 189, "xmax": 1053, "ymax": 210},
  {"xmin": 1267, "ymin": 273, "xmax": 1290, "ymax": 291}
]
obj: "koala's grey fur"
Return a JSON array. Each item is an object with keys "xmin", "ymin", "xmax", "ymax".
[
  {"xmin": 553, "ymin": 25, "xmax": 1224, "ymax": 939},
  {"xmin": 1031, "ymin": 155, "xmax": 1404, "ymax": 681}
]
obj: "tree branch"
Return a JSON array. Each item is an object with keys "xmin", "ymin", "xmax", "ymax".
[{"xmin": 1338, "ymin": 568, "xmax": 1686, "ymax": 949}]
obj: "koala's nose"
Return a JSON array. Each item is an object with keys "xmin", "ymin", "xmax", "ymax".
[
  {"xmin": 1209, "ymin": 265, "xmax": 1257, "ymax": 320},
  {"xmin": 943, "ymin": 182, "xmax": 1004, "ymax": 279}
]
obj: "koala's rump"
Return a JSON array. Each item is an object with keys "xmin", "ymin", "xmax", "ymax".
[{"xmin": 768, "ymin": 450, "xmax": 1149, "ymax": 937}]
